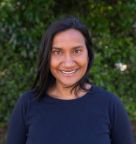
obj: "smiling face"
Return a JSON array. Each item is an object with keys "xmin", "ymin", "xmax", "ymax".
[{"xmin": 50, "ymin": 28, "xmax": 89, "ymax": 89}]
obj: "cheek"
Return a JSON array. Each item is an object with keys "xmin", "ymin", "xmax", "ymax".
[
  {"xmin": 78, "ymin": 53, "xmax": 89, "ymax": 68},
  {"xmin": 50, "ymin": 56, "xmax": 60, "ymax": 72},
  {"xmin": 49, "ymin": 57, "xmax": 64, "ymax": 80},
  {"xmin": 50, "ymin": 57, "xmax": 55, "ymax": 71}
]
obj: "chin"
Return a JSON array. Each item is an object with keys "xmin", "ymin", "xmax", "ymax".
[{"xmin": 59, "ymin": 81, "xmax": 78, "ymax": 88}]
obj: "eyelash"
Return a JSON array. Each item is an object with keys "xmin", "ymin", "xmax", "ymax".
[
  {"xmin": 74, "ymin": 49, "xmax": 81, "ymax": 54},
  {"xmin": 52, "ymin": 50, "xmax": 61, "ymax": 55},
  {"xmin": 52, "ymin": 49, "xmax": 82, "ymax": 56}
]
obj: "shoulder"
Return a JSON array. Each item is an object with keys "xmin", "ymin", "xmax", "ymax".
[
  {"xmin": 91, "ymin": 85, "xmax": 129, "ymax": 121},
  {"xmin": 90, "ymin": 85, "xmax": 124, "ymax": 108},
  {"xmin": 14, "ymin": 90, "xmax": 37, "ymax": 112},
  {"xmin": 9, "ymin": 90, "xmax": 38, "ymax": 124},
  {"xmin": 18, "ymin": 90, "xmax": 36, "ymax": 102}
]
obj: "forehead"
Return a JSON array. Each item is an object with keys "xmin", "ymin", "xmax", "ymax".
[{"xmin": 52, "ymin": 28, "xmax": 86, "ymax": 47}]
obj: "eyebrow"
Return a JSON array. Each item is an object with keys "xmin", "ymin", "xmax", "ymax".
[
  {"xmin": 52, "ymin": 45, "xmax": 83, "ymax": 50},
  {"xmin": 52, "ymin": 47, "xmax": 61, "ymax": 50}
]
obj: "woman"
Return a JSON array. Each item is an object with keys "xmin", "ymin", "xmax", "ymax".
[{"xmin": 7, "ymin": 17, "xmax": 134, "ymax": 144}]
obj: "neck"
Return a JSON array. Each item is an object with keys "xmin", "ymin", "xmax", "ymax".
[
  {"xmin": 49, "ymin": 83, "xmax": 76, "ymax": 100},
  {"xmin": 48, "ymin": 83, "xmax": 91, "ymax": 100}
]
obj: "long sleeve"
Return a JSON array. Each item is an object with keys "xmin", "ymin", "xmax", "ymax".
[
  {"xmin": 109, "ymin": 95, "xmax": 134, "ymax": 144},
  {"xmin": 7, "ymin": 93, "xmax": 28, "ymax": 144}
]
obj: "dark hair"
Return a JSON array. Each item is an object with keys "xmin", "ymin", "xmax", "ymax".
[{"xmin": 32, "ymin": 16, "xmax": 94, "ymax": 100}]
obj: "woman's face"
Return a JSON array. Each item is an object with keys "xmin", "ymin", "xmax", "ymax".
[{"xmin": 50, "ymin": 28, "xmax": 89, "ymax": 88}]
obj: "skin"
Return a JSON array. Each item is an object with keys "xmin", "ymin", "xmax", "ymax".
[{"xmin": 48, "ymin": 28, "xmax": 91, "ymax": 100}]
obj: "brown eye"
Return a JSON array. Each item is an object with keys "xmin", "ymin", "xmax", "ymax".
[
  {"xmin": 52, "ymin": 50, "xmax": 62, "ymax": 55},
  {"xmin": 74, "ymin": 49, "xmax": 82, "ymax": 54}
]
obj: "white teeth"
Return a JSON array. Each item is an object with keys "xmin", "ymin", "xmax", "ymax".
[{"xmin": 61, "ymin": 70, "xmax": 76, "ymax": 74}]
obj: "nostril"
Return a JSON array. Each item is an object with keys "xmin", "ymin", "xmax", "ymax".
[{"xmin": 62, "ymin": 61, "xmax": 75, "ymax": 67}]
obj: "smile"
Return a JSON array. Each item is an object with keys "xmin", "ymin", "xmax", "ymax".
[{"xmin": 60, "ymin": 69, "xmax": 78, "ymax": 75}]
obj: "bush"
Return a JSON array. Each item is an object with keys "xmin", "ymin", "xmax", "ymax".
[{"xmin": 0, "ymin": 0, "xmax": 136, "ymax": 123}]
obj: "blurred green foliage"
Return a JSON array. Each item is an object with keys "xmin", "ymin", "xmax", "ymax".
[{"xmin": 0, "ymin": 0, "xmax": 136, "ymax": 123}]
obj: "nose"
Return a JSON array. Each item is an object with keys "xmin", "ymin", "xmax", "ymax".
[{"xmin": 62, "ymin": 54, "xmax": 75, "ymax": 68}]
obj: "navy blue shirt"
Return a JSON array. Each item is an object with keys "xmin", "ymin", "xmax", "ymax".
[{"xmin": 7, "ymin": 85, "xmax": 134, "ymax": 144}]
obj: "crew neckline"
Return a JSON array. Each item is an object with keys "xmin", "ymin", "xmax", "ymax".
[{"xmin": 44, "ymin": 84, "xmax": 96, "ymax": 104}]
